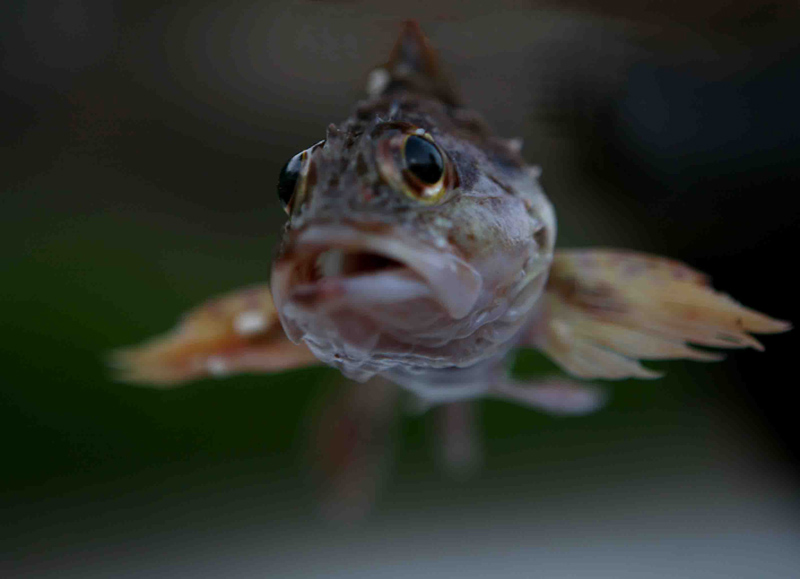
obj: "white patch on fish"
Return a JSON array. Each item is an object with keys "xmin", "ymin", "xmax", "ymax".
[
  {"xmin": 206, "ymin": 356, "xmax": 229, "ymax": 377},
  {"xmin": 234, "ymin": 311, "xmax": 268, "ymax": 336}
]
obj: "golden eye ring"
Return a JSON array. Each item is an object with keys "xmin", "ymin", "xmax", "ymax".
[{"xmin": 376, "ymin": 128, "xmax": 454, "ymax": 205}]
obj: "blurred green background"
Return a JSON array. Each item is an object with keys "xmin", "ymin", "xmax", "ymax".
[{"xmin": 2, "ymin": 1, "xmax": 799, "ymax": 576}]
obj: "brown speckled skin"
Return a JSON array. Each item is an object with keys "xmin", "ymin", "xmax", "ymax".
[{"xmin": 281, "ymin": 91, "xmax": 539, "ymax": 258}]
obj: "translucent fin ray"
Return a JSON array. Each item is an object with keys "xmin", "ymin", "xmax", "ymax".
[
  {"xmin": 529, "ymin": 249, "xmax": 790, "ymax": 380},
  {"xmin": 110, "ymin": 285, "xmax": 317, "ymax": 386}
]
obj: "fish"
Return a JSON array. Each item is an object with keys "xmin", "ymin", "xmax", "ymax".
[{"xmin": 111, "ymin": 21, "xmax": 789, "ymax": 514}]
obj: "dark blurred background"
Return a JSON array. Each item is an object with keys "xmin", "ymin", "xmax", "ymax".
[{"xmin": 2, "ymin": 1, "xmax": 799, "ymax": 576}]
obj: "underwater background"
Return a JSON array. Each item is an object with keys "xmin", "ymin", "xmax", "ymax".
[{"xmin": 2, "ymin": 1, "xmax": 799, "ymax": 576}]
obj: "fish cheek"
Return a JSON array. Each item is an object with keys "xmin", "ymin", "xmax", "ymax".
[{"xmin": 441, "ymin": 195, "xmax": 535, "ymax": 267}]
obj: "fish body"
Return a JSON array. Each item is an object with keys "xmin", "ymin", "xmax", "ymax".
[
  {"xmin": 113, "ymin": 23, "xmax": 789, "ymax": 496},
  {"xmin": 113, "ymin": 22, "xmax": 789, "ymax": 516}
]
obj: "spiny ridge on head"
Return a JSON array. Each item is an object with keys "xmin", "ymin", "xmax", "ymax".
[
  {"xmin": 326, "ymin": 123, "xmax": 344, "ymax": 144},
  {"xmin": 367, "ymin": 20, "xmax": 461, "ymax": 107}
]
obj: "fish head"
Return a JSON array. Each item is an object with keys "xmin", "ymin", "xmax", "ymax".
[{"xmin": 270, "ymin": 23, "xmax": 555, "ymax": 381}]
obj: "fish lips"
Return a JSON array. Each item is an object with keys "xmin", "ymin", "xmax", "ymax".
[{"xmin": 271, "ymin": 223, "xmax": 483, "ymax": 343}]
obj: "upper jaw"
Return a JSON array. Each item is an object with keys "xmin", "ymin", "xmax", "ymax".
[{"xmin": 270, "ymin": 222, "xmax": 483, "ymax": 340}]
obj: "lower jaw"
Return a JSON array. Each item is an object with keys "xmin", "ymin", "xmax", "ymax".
[{"xmin": 289, "ymin": 307, "xmax": 526, "ymax": 379}]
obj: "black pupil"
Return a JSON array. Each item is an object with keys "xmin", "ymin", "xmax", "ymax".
[
  {"xmin": 404, "ymin": 136, "xmax": 444, "ymax": 184},
  {"xmin": 277, "ymin": 153, "xmax": 303, "ymax": 208}
]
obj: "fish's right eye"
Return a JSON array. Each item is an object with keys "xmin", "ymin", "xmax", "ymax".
[{"xmin": 277, "ymin": 152, "xmax": 303, "ymax": 212}]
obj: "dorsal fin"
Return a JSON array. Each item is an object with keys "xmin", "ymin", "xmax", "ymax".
[{"xmin": 367, "ymin": 20, "xmax": 461, "ymax": 106}]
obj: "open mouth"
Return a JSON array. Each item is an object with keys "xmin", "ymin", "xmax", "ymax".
[
  {"xmin": 288, "ymin": 248, "xmax": 430, "ymax": 309},
  {"xmin": 311, "ymin": 249, "xmax": 404, "ymax": 281},
  {"xmin": 270, "ymin": 223, "xmax": 483, "ymax": 337}
]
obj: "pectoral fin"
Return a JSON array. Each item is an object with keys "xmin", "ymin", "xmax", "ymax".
[
  {"xmin": 528, "ymin": 249, "xmax": 791, "ymax": 380},
  {"xmin": 111, "ymin": 285, "xmax": 318, "ymax": 386}
]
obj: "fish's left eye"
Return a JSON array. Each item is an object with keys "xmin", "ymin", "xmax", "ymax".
[
  {"xmin": 375, "ymin": 126, "xmax": 455, "ymax": 204},
  {"xmin": 403, "ymin": 136, "xmax": 444, "ymax": 184}
]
